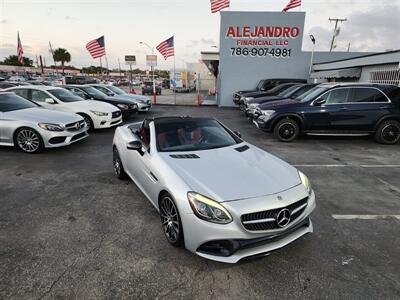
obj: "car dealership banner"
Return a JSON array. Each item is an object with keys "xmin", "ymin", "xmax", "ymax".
[{"xmin": 218, "ymin": 12, "xmax": 308, "ymax": 106}]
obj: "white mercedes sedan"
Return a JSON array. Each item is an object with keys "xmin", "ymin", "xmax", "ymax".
[
  {"xmin": 112, "ymin": 117, "xmax": 316, "ymax": 263},
  {"xmin": 6, "ymin": 86, "xmax": 122, "ymax": 131}
]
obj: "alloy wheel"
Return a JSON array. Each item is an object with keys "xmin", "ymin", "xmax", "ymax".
[
  {"xmin": 160, "ymin": 196, "xmax": 180, "ymax": 243},
  {"xmin": 113, "ymin": 150, "xmax": 121, "ymax": 176},
  {"xmin": 381, "ymin": 124, "xmax": 400, "ymax": 143},
  {"xmin": 17, "ymin": 129, "xmax": 40, "ymax": 153},
  {"xmin": 278, "ymin": 123, "xmax": 296, "ymax": 140}
]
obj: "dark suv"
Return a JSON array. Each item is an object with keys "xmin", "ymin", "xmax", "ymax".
[
  {"xmin": 256, "ymin": 83, "xmax": 400, "ymax": 144},
  {"xmin": 142, "ymin": 81, "xmax": 161, "ymax": 95},
  {"xmin": 232, "ymin": 78, "xmax": 306, "ymax": 105}
]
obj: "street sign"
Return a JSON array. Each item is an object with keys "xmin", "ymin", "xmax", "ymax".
[
  {"xmin": 146, "ymin": 55, "xmax": 157, "ymax": 67},
  {"xmin": 125, "ymin": 55, "xmax": 136, "ymax": 65}
]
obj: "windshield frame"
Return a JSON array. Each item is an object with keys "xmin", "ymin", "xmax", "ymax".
[
  {"xmin": 153, "ymin": 118, "xmax": 242, "ymax": 153},
  {"xmin": 48, "ymin": 88, "xmax": 84, "ymax": 102},
  {"xmin": 80, "ymin": 86, "xmax": 108, "ymax": 99},
  {"xmin": 297, "ymin": 86, "xmax": 330, "ymax": 103},
  {"xmin": 107, "ymin": 85, "xmax": 126, "ymax": 95}
]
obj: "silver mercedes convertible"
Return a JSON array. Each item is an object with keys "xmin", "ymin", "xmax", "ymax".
[{"xmin": 112, "ymin": 116, "xmax": 316, "ymax": 263}]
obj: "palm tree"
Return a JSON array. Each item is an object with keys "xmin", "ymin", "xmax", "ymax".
[{"xmin": 53, "ymin": 48, "xmax": 71, "ymax": 74}]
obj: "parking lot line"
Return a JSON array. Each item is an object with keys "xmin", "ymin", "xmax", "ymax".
[
  {"xmin": 332, "ymin": 214, "xmax": 400, "ymax": 220},
  {"xmin": 294, "ymin": 164, "xmax": 400, "ymax": 168}
]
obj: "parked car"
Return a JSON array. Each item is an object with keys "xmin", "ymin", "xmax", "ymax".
[
  {"xmin": 62, "ymin": 85, "xmax": 138, "ymax": 117},
  {"xmin": 89, "ymin": 84, "xmax": 152, "ymax": 112},
  {"xmin": 6, "ymin": 86, "xmax": 122, "ymax": 131},
  {"xmin": 255, "ymin": 83, "xmax": 400, "ymax": 144},
  {"xmin": 233, "ymin": 78, "xmax": 307, "ymax": 105},
  {"xmin": 112, "ymin": 116, "xmax": 315, "ymax": 263},
  {"xmin": 142, "ymin": 81, "xmax": 162, "ymax": 95},
  {"xmin": 245, "ymin": 84, "xmax": 317, "ymax": 119},
  {"xmin": 0, "ymin": 92, "xmax": 88, "ymax": 153},
  {"xmin": 238, "ymin": 83, "xmax": 299, "ymax": 111},
  {"xmin": 0, "ymin": 82, "xmax": 18, "ymax": 90},
  {"xmin": 65, "ymin": 76, "xmax": 97, "ymax": 84}
]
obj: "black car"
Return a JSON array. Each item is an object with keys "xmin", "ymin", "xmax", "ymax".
[
  {"xmin": 239, "ymin": 83, "xmax": 298, "ymax": 110},
  {"xmin": 142, "ymin": 81, "xmax": 161, "ymax": 95},
  {"xmin": 255, "ymin": 83, "xmax": 400, "ymax": 144},
  {"xmin": 232, "ymin": 78, "xmax": 307, "ymax": 105},
  {"xmin": 62, "ymin": 85, "xmax": 138, "ymax": 117},
  {"xmin": 0, "ymin": 82, "xmax": 18, "ymax": 89},
  {"xmin": 65, "ymin": 76, "xmax": 97, "ymax": 85},
  {"xmin": 245, "ymin": 84, "xmax": 317, "ymax": 119}
]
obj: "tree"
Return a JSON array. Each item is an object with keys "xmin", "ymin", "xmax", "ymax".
[
  {"xmin": 1, "ymin": 55, "xmax": 33, "ymax": 67},
  {"xmin": 53, "ymin": 48, "xmax": 71, "ymax": 74}
]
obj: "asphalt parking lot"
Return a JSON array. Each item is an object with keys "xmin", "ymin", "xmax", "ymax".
[{"xmin": 1, "ymin": 105, "xmax": 400, "ymax": 299}]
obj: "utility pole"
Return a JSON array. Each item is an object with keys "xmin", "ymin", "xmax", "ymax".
[
  {"xmin": 347, "ymin": 42, "xmax": 351, "ymax": 52},
  {"xmin": 329, "ymin": 18, "xmax": 347, "ymax": 52}
]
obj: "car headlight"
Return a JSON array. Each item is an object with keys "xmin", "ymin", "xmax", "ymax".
[
  {"xmin": 188, "ymin": 192, "xmax": 232, "ymax": 224},
  {"xmin": 90, "ymin": 110, "xmax": 108, "ymax": 116},
  {"xmin": 245, "ymin": 97, "xmax": 254, "ymax": 102},
  {"xmin": 261, "ymin": 110, "xmax": 275, "ymax": 117},
  {"xmin": 38, "ymin": 123, "xmax": 64, "ymax": 131},
  {"xmin": 299, "ymin": 171, "xmax": 312, "ymax": 196},
  {"xmin": 117, "ymin": 104, "xmax": 128, "ymax": 109}
]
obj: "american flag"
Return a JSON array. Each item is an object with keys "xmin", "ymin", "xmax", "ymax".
[
  {"xmin": 210, "ymin": 0, "xmax": 230, "ymax": 13},
  {"xmin": 282, "ymin": 0, "xmax": 301, "ymax": 12},
  {"xmin": 86, "ymin": 36, "xmax": 106, "ymax": 59},
  {"xmin": 17, "ymin": 32, "xmax": 24, "ymax": 65},
  {"xmin": 156, "ymin": 36, "xmax": 175, "ymax": 60}
]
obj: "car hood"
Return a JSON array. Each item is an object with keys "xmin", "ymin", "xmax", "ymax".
[
  {"xmin": 258, "ymin": 99, "xmax": 301, "ymax": 110},
  {"xmin": 248, "ymin": 95, "xmax": 283, "ymax": 104},
  {"xmin": 243, "ymin": 91, "xmax": 275, "ymax": 98},
  {"xmin": 103, "ymin": 96, "xmax": 138, "ymax": 105},
  {"xmin": 161, "ymin": 143, "xmax": 301, "ymax": 202},
  {"xmin": 67, "ymin": 100, "xmax": 118, "ymax": 112},
  {"xmin": 236, "ymin": 89, "xmax": 257, "ymax": 95},
  {"xmin": 5, "ymin": 107, "xmax": 82, "ymax": 124},
  {"xmin": 115, "ymin": 94, "xmax": 149, "ymax": 103}
]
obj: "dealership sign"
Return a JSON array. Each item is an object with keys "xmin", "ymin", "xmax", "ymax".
[
  {"xmin": 125, "ymin": 55, "xmax": 136, "ymax": 65},
  {"xmin": 146, "ymin": 55, "xmax": 157, "ymax": 67},
  {"xmin": 218, "ymin": 12, "xmax": 306, "ymax": 107}
]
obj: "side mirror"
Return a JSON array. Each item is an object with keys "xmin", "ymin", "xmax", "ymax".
[
  {"xmin": 233, "ymin": 131, "xmax": 242, "ymax": 138},
  {"xmin": 313, "ymin": 98, "xmax": 326, "ymax": 106},
  {"xmin": 127, "ymin": 140, "xmax": 142, "ymax": 151},
  {"xmin": 45, "ymin": 98, "xmax": 56, "ymax": 104}
]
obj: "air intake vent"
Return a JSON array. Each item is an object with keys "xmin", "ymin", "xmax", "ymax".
[
  {"xmin": 170, "ymin": 154, "xmax": 200, "ymax": 159},
  {"xmin": 235, "ymin": 145, "xmax": 250, "ymax": 152}
]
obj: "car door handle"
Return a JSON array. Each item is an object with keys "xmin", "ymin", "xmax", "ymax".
[
  {"xmin": 379, "ymin": 106, "xmax": 389, "ymax": 109},
  {"xmin": 339, "ymin": 107, "xmax": 347, "ymax": 111}
]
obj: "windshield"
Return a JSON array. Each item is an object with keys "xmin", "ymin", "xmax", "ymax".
[
  {"xmin": 155, "ymin": 118, "xmax": 241, "ymax": 152},
  {"xmin": 48, "ymin": 89, "xmax": 83, "ymax": 102},
  {"xmin": 0, "ymin": 93, "xmax": 37, "ymax": 112},
  {"xmin": 278, "ymin": 85, "xmax": 300, "ymax": 97},
  {"xmin": 298, "ymin": 86, "xmax": 330, "ymax": 102},
  {"xmin": 107, "ymin": 85, "xmax": 126, "ymax": 95},
  {"xmin": 81, "ymin": 86, "xmax": 107, "ymax": 98},
  {"xmin": 256, "ymin": 80, "xmax": 266, "ymax": 90}
]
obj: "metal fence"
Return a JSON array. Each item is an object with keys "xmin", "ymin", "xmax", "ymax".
[{"xmin": 369, "ymin": 68, "xmax": 400, "ymax": 86}]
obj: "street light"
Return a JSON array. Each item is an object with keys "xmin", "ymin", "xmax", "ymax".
[
  {"xmin": 309, "ymin": 35, "xmax": 316, "ymax": 80},
  {"xmin": 139, "ymin": 41, "xmax": 156, "ymax": 104}
]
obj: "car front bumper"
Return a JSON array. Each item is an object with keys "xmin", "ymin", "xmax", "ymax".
[
  {"xmin": 92, "ymin": 113, "xmax": 123, "ymax": 129},
  {"xmin": 180, "ymin": 185, "xmax": 316, "ymax": 263},
  {"xmin": 137, "ymin": 101, "xmax": 152, "ymax": 112},
  {"xmin": 40, "ymin": 127, "xmax": 89, "ymax": 148},
  {"xmin": 255, "ymin": 115, "xmax": 274, "ymax": 132}
]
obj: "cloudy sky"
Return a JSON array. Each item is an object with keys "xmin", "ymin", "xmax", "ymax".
[{"xmin": 0, "ymin": 0, "xmax": 399, "ymax": 70}]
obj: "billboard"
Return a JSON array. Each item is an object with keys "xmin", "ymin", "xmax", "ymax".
[
  {"xmin": 125, "ymin": 55, "xmax": 136, "ymax": 65},
  {"xmin": 218, "ymin": 12, "xmax": 308, "ymax": 106}
]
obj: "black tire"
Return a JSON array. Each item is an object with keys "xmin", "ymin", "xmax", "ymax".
[
  {"xmin": 375, "ymin": 119, "xmax": 400, "ymax": 145},
  {"xmin": 273, "ymin": 118, "xmax": 300, "ymax": 142},
  {"xmin": 113, "ymin": 147, "xmax": 128, "ymax": 180},
  {"xmin": 159, "ymin": 194, "xmax": 184, "ymax": 247},
  {"xmin": 14, "ymin": 127, "xmax": 44, "ymax": 153},
  {"xmin": 78, "ymin": 113, "xmax": 94, "ymax": 132}
]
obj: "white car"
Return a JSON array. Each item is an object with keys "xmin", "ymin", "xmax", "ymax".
[
  {"xmin": 6, "ymin": 86, "xmax": 122, "ymax": 131},
  {"xmin": 112, "ymin": 117, "xmax": 316, "ymax": 263}
]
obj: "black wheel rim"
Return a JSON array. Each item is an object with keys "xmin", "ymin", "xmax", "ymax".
[
  {"xmin": 160, "ymin": 197, "xmax": 180, "ymax": 243},
  {"xmin": 279, "ymin": 123, "xmax": 296, "ymax": 140},
  {"xmin": 17, "ymin": 129, "xmax": 40, "ymax": 152},
  {"xmin": 113, "ymin": 150, "xmax": 121, "ymax": 176},
  {"xmin": 381, "ymin": 124, "xmax": 400, "ymax": 143}
]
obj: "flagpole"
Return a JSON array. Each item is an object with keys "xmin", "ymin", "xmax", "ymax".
[
  {"xmin": 99, "ymin": 57, "xmax": 103, "ymax": 81},
  {"xmin": 174, "ymin": 52, "xmax": 176, "ymax": 105}
]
